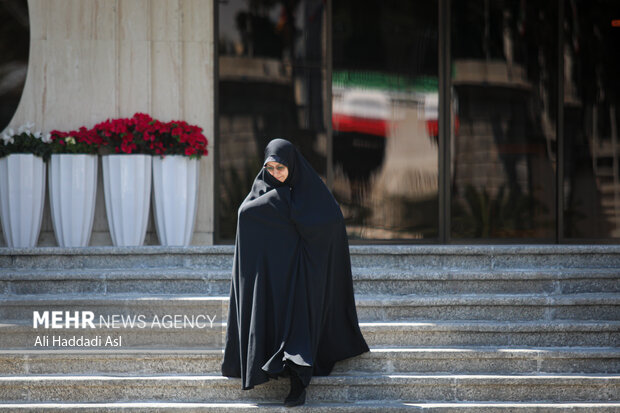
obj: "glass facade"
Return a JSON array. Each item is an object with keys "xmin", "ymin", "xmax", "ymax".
[
  {"xmin": 450, "ymin": 0, "xmax": 557, "ymax": 239},
  {"xmin": 217, "ymin": 0, "xmax": 620, "ymax": 243},
  {"xmin": 218, "ymin": 0, "xmax": 328, "ymax": 240},
  {"xmin": 332, "ymin": 0, "xmax": 439, "ymax": 240},
  {"xmin": 0, "ymin": 0, "xmax": 29, "ymax": 131},
  {"xmin": 563, "ymin": 0, "xmax": 620, "ymax": 239}
]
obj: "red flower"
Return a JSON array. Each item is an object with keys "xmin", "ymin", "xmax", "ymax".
[{"xmin": 52, "ymin": 113, "xmax": 208, "ymax": 158}]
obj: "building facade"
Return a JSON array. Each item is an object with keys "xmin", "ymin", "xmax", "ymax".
[
  {"xmin": 0, "ymin": 0, "xmax": 216, "ymax": 246},
  {"xmin": 1, "ymin": 0, "xmax": 620, "ymax": 245}
]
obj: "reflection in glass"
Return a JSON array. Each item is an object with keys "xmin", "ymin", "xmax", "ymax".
[
  {"xmin": 218, "ymin": 0, "xmax": 328, "ymax": 240},
  {"xmin": 332, "ymin": 0, "xmax": 439, "ymax": 240},
  {"xmin": 0, "ymin": 0, "xmax": 29, "ymax": 131},
  {"xmin": 450, "ymin": 0, "xmax": 557, "ymax": 239},
  {"xmin": 563, "ymin": 0, "xmax": 620, "ymax": 238}
]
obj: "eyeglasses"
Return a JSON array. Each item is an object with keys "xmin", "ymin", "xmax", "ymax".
[{"xmin": 265, "ymin": 165, "xmax": 287, "ymax": 172}]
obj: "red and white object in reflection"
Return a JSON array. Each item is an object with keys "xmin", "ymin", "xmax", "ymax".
[{"xmin": 332, "ymin": 89, "xmax": 391, "ymax": 137}]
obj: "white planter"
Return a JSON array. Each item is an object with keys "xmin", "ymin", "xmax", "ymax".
[
  {"xmin": 0, "ymin": 154, "xmax": 46, "ymax": 248},
  {"xmin": 48, "ymin": 154, "xmax": 97, "ymax": 247},
  {"xmin": 102, "ymin": 154, "xmax": 152, "ymax": 247},
  {"xmin": 152, "ymin": 155, "xmax": 199, "ymax": 246}
]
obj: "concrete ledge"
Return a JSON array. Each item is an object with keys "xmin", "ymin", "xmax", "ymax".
[
  {"xmin": 4, "ymin": 244, "xmax": 620, "ymax": 255},
  {"xmin": 1, "ymin": 320, "xmax": 618, "ymax": 349},
  {"xmin": 4, "ymin": 267, "xmax": 619, "ymax": 281},
  {"xmin": 2, "ymin": 245, "xmax": 620, "ymax": 272},
  {"xmin": 1, "ymin": 293, "xmax": 618, "ymax": 322},
  {"xmin": 0, "ymin": 374, "xmax": 618, "ymax": 403},
  {"xmin": 1, "ymin": 401, "xmax": 620, "ymax": 412},
  {"xmin": 1, "ymin": 347, "xmax": 619, "ymax": 375}
]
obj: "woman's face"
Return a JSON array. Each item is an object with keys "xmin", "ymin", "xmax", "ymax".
[{"xmin": 265, "ymin": 161, "xmax": 289, "ymax": 182}]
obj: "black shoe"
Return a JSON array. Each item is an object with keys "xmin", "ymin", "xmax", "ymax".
[
  {"xmin": 284, "ymin": 388, "xmax": 306, "ymax": 407},
  {"xmin": 284, "ymin": 374, "xmax": 306, "ymax": 407}
]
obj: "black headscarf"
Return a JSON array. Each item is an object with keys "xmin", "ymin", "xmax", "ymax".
[{"xmin": 221, "ymin": 138, "xmax": 369, "ymax": 390}]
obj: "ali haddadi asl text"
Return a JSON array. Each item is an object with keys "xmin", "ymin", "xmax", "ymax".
[{"xmin": 34, "ymin": 335, "xmax": 121, "ymax": 347}]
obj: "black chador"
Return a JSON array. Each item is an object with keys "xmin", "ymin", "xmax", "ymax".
[{"xmin": 221, "ymin": 138, "xmax": 369, "ymax": 392}]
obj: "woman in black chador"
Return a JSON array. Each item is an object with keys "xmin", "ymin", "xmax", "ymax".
[{"xmin": 221, "ymin": 138, "xmax": 369, "ymax": 407}]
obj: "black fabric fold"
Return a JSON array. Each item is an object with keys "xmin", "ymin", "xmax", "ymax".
[{"xmin": 221, "ymin": 138, "xmax": 369, "ymax": 390}]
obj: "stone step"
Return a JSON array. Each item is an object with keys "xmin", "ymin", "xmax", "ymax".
[
  {"xmin": 0, "ymin": 373, "xmax": 618, "ymax": 403},
  {"xmin": 359, "ymin": 321, "xmax": 620, "ymax": 348},
  {"xmin": 3, "ymin": 245, "xmax": 620, "ymax": 273},
  {"xmin": 1, "ymin": 347, "xmax": 619, "ymax": 375},
  {"xmin": 356, "ymin": 293, "xmax": 620, "ymax": 321},
  {"xmin": 1, "ymin": 401, "xmax": 620, "ymax": 412},
  {"xmin": 0, "ymin": 247, "xmax": 235, "ymax": 271},
  {"xmin": 1, "ymin": 320, "xmax": 618, "ymax": 349},
  {"xmin": 0, "ymin": 268, "xmax": 232, "ymax": 296},
  {"xmin": 352, "ymin": 267, "xmax": 620, "ymax": 295},
  {"xmin": 349, "ymin": 245, "xmax": 620, "ymax": 272},
  {"xmin": 2, "ymin": 293, "xmax": 619, "ymax": 322},
  {"xmin": 2, "ymin": 267, "xmax": 618, "ymax": 296},
  {"xmin": 0, "ymin": 295, "xmax": 228, "ymax": 322}
]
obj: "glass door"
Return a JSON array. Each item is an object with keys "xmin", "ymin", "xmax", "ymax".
[{"xmin": 332, "ymin": 0, "xmax": 440, "ymax": 240}]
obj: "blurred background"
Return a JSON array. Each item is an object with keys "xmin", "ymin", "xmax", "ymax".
[
  {"xmin": 3, "ymin": 0, "xmax": 618, "ymax": 243},
  {"xmin": 216, "ymin": 0, "xmax": 620, "ymax": 243}
]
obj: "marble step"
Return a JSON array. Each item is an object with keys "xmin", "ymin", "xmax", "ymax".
[
  {"xmin": 0, "ymin": 373, "xmax": 618, "ymax": 403},
  {"xmin": 0, "ymin": 401, "xmax": 620, "ymax": 412},
  {"xmin": 1, "ymin": 293, "xmax": 619, "ymax": 322},
  {"xmin": 1, "ymin": 347, "xmax": 619, "ymax": 375},
  {"xmin": 3, "ymin": 245, "xmax": 620, "ymax": 273},
  {"xmin": 1, "ymin": 320, "xmax": 618, "ymax": 349},
  {"xmin": 2, "ymin": 267, "xmax": 618, "ymax": 296}
]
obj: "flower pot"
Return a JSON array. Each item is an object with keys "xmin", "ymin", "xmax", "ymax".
[
  {"xmin": 152, "ymin": 155, "xmax": 199, "ymax": 246},
  {"xmin": 102, "ymin": 154, "xmax": 152, "ymax": 246},
  {"xmin": 48, "ymin": 154, "xmax": 98, "ymax": 247},
  {"xmin": 0, "ymin": 154, "xmax": 46, "ymax": 247}
]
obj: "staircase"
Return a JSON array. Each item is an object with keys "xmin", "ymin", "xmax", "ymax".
[{"xmin": 0, "ymin": 245, "xmax": 619, "ymax": 411}]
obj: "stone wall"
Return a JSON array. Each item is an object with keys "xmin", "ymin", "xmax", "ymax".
[{"xmin": 2, "ymin": 0, "xmax": 215, "ymax": 245}]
